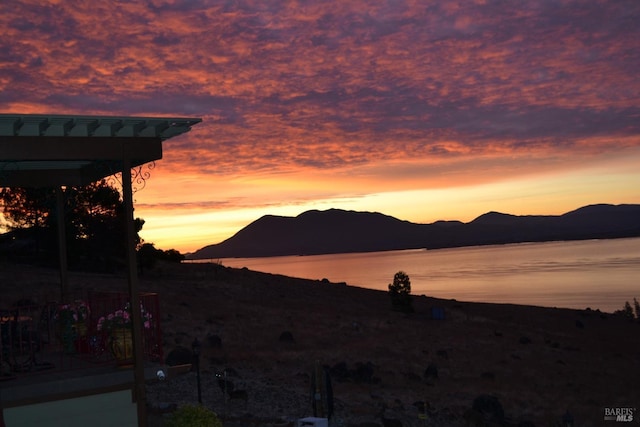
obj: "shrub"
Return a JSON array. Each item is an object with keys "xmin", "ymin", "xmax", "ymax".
[
  {"xmin": 615, "ymin": 299, "xmax": 638, "ymax": 320},
  {"xmin": 388, "ymin": 271, "xmax": 413, "ymax": 313},
  {"xmin": 166, "ymin": 404, "xmax": 223, "ymax": 427}
]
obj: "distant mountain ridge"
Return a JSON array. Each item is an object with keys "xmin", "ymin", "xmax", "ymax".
[{"xmin": 186, "ymin": 204, "xmax": 640, "ymax": 259}]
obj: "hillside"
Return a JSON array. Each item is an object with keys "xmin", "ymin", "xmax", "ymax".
[
  {"xmin": 187, "ymin": 204, "xmax": 640, "ymax": 259},
  {"xmin": 3, "ymin": 262, "xmax": 637, "ymax": 427}
]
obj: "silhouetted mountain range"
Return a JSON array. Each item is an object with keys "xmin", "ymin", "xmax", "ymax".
[{"xmin": 186, "ymin": 204, "xmax": 640, "ymax": 259}]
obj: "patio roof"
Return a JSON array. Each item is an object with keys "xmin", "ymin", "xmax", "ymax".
[
  {"xmin": 0, "ymin": 112, "xmax": 202, "ymax": 427},
  {"xmin": 0, "ymin": 114, "xmax": 202, "ymax": 187}
]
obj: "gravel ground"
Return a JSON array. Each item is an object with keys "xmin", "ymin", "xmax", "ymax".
[{"xmin": 146, "ymin": 367, "xmax": 313, "ymax": 427}]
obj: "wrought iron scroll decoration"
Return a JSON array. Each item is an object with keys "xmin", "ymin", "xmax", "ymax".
[
  {"xmin": 131, "ymin": 161, "xmax": 155, "ymax": 194},
  {"xmin": 106, "ymin": 161, "xmax": 156, "ymax": 196}
]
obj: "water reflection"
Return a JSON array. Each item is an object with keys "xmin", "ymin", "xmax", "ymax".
[{"xmin": 212, "ymin": 238, "xmax": 640, "ymax": 312}]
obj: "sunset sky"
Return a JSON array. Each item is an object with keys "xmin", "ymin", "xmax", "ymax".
[{"xmin": 1, "ymin": 0, "xmax": 639, "ymax": 253}]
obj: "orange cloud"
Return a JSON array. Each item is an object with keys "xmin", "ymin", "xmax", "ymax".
[{"xmin": 1, "ymin": 0, "xmax": 639, "ymax": 250}]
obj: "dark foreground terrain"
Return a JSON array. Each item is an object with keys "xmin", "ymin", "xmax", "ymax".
[{"xmin": 3, "ymin": 262, "xmax": 638, "ymax": 427}]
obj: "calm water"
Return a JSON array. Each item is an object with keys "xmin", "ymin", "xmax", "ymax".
[{"xmin": 206, "ymin": 238, "xmax": 640, "ymax": 312}]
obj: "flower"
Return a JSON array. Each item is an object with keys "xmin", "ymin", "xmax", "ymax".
[
  {"xmin": 56, "ymin": 300, "xmax": 91, "ymax": 323},
  {"xmin": 97, "ymin": 302, "xmax": 153, "ymax": 332}
]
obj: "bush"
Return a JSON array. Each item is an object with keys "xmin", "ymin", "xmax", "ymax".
[
  {"xmin": 615, "ymin": 298, "xmax": 639, "ymax": 321},
  {"xmin": 388, "ymin": 271, "xmax": 413, "ymax": 313},
  {"xmin": 138, "ymin": 242, "xmax": 185, "ymax": 272},
  {"xmin": 166, "ymin": 404, "xmax": 223, "ymax": 427}
]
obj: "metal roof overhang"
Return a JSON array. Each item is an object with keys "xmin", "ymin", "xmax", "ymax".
[{"xmin": 0, "ymin": 114, "xmax": 202, "ymax": 187}]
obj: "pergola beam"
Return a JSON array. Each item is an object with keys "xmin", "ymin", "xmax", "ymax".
[
  {"xmin": 0, "ymin": 164, "xmax": 121, "ymax": 187},
  {"xmin": 0, "ymin": 136, "xmax": 162, "ymax": 162},
  {"xmin": 0, "ymin": 136, "xmax": 162, "ymax": 187}
]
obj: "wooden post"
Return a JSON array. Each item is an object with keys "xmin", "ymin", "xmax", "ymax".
[
  {"xmin": 55, "ymin": 186, "xmax": 69, "ymax": 302},
  {"xmin": 314, "ymin": 360, "xmax": 325, "ymax": 418},
  {"xmin": 122, "ymin": 149, "xmax": 147, "ymax": 427}
]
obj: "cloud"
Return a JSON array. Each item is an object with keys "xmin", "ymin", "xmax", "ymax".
[{"xmin": 1, "ymin": 0, "xmax": 639, "ymax": 199}]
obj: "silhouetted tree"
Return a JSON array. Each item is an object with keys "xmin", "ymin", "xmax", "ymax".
[
  {"xmin": 0, "ymin": 187, "xmax": 56, "ymax": 257},
  {"xmin": 138, "ymin": 242, "xmax": 185, "ymax": 273},
  {"xmin": 0, "ymin": 180, "xmax": 144, "ymax": 270},
  {"xmin": 0, "ymin": 187, "xmax": 53, "ymax": 229},
  {"xmin": 615, "ymin": 300, "xmax": 636, "ymax": 320},
  {"xmin": 388, "ymin": 270, "xmax": 413, "ymax": 313},
  {"xmin": 63, "ymin": 180, "xmax": 146, "ymax": 270}
]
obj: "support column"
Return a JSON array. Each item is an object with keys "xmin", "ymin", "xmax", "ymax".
[
  {"xmin": 56, "ymin": 186, "xmax": 69, "ymax": 302},
  {"xmin": 121, "ymin": 150, "xmax": 147, "ymax": 427}
]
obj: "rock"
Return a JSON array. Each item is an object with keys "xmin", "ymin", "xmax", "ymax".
[
  {"xmin": 424, "ymin": 363, "xmax": 438, "ymax": 381},
  {"xmin": 471, "ymin": 394, "xmax": 504, "ymax": 425},
  {"xmin": 279, "ymin": 331, "xmax": 295, "ymax": 343},
  {"xmin": 519, "ymin": 336, "xmax": 532, "ymax": 344},
  {"xmin": 207, "ymin": 333, "xmax": 222, "ymax": 348},
  {"xmin": 352, "ymin": 361, "xmax": 375, "ymax": 383},
  {"xmin": 481, "ymin": 371, "xmax": 495, "ymax": 380},
  {"xmin": 165, "ymin": 346, "xmax": 193, "ymax": 366},
  {"xmin": 330, "ymin": 361, "xmax": 350, "ymax": 382}
]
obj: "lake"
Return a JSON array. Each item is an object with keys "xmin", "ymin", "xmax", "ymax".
[{"xmin": 202, "ymin": 237, "xmax": 640, "ymax": 312}]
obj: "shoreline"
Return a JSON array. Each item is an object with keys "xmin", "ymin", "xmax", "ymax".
[
  {"xmin": 185, "ymin": 237, "xmax": 640, "ymax": 313},
  {"xmin": 185, "ymin": 236, "xmax": 640, "ymax": 261}
]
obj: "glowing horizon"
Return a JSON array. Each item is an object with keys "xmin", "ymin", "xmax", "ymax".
[{"xmin": 1, "ymin": 1, "xmax": 639, "ymax": 253}]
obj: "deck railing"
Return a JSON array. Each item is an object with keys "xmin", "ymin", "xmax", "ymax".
[{"xmin": 0, "ymin": 292, "xmax": 162, "ymax": 380}]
